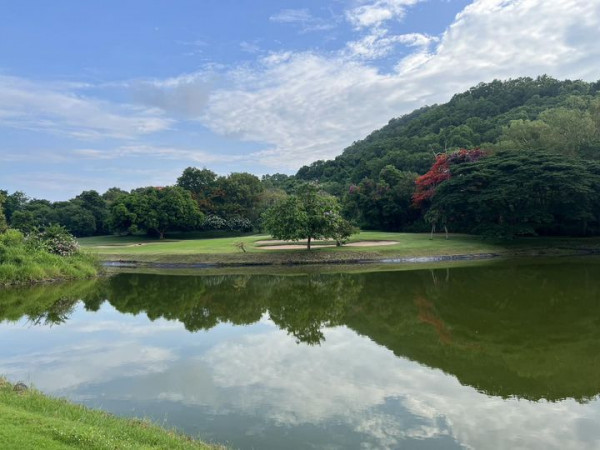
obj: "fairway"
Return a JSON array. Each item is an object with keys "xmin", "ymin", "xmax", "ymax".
[{"xmin": 79, "ymin": 231, "xmax": 504, "ymax": 264}]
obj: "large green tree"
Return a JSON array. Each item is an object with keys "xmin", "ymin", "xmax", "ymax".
[
  {"xmin": 429, "ymin": 150, "xmax": 600, "ymax": 238},
  {"xmin": 343, "ymin": 166, "xmax": 419, "ymax": 230},
  {"xmin": 109, "ymin": 186, "xmax": 203, "ymax": 238},
  {"xmin": 263, "ymin": 183, "xmax": 355, "ymax": 250}
]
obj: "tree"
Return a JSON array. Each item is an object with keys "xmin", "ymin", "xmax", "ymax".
[
  {"xmin": 108, "ymin": 187, "xmax": 204, "ymax": 238},
  {"xmin": 1, "ymin": 191, "xmax": 28, "ymax": 223},
  {"xmin": 429, "ymin": 150, "xmax": 600, "ymax": 238},
  {"xmin": 54, "ymin": 202, "xmax": 96, "ymax": 237},
  {"xmin": 262, "ymin": 183, "xmax": 355, "ymax": 250},
  {"xmin": 10, "ymin": 199, "xmax": 57, "ymax": 233},
  {"xmin": 343, "ymin": 166, "xmax": 419, "ymax": 231},
  {"xmin": 413, "ymin": 149, "xmax": 487, "ymax": 238},
  {"xmin": 176, "ymin": 167, "xmax": 218, "ymax": 212},
  {"xmin": 0, "ymin": 192, "xmax": 7, "ymax": 233},
  {"xmin": 75, "ymin": 190, "xmax": 109, "ymax": 234},
  {"xmin": 214, "ymin": 172, "xmax": 264, "ymax": 224}
]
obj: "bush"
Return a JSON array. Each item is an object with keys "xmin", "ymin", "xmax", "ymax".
[
  {"xmin": 0, "ymin": 229, "xmax": 25, "ymax": 247},
  {"xmin": 202, "ymin": 215, "xmax": 227, "ymax": 230},
  {"xmin": 26, "ymin": 225, "xmax": 80, "ymax": 256},
  {"xmin": 227, "ymin": 216, "xmax": 253, "ymax": 232}
]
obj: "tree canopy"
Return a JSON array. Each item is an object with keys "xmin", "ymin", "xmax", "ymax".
[{"xmin": 262, "ymin": 184, "xmax": 356, "ymax": 249}]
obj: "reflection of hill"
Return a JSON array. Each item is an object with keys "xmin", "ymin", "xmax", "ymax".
[
  {"xmin": 1, "ymin": 260, "xmax": 600, "ymax": 401},
  {"xmin": 343, "ymin": 263, "xmax": 600, "ymax": 402}
]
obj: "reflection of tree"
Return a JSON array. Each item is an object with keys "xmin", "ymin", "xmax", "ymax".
[
  {"xmin": 0, "ymin": 279, "xmax": 105, "ymax": 326},
  {"xmin": 267, "ymin": 274, "xmax": 362, "ymax": 344},
  {"xmin": 29, "ymin": 297, "xmax": 78, "ymax": 326},
  {"xmin": 105, "ymin": 272, "xmax": 363, "ymax": 344},
  {"xmin": 3, "ymin": 261, "xmax": 600, "ymax": 402}
]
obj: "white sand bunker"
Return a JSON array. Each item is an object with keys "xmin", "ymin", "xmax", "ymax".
[{"xmin": 256, "ymin": 240, "xmax": 398, "ymax": 250}]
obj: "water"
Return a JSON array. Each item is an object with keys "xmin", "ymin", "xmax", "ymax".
[{"xmin": 1, "ymin": 259, "xmax": 600, "ymax": 449}]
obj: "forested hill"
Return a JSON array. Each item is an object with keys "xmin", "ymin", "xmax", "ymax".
[{"xmin": 295, "ymin": 76, "xmax": 600, "ymax": 195}]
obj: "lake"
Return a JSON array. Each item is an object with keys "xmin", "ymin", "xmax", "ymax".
[{"xmin": 1, "ymin": 259, "xmax": 600, "ymax": 449}]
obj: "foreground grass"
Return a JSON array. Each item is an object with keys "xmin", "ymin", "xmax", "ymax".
[
  {"xmin": 79, "ymin": 231, "xmax": 600, "ymax": 265},
  {"xmin": 0, "ymin": 379, "xmax": 217, "ymax": 450}
]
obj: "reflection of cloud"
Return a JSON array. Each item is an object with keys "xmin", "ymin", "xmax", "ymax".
[
  {"xmin": 2, "ymin": 302, "xmax": 600, "ymax": 449},
  {"xmin": 201, "ymin": 326, "xmax": 600, "ymax": 450},
  {"xmin": 2, "ymin": 340, "xmax": 176, "ymax": 392},
  {"xmin": 70, "ymin": 319, "xmax": 184, "ymax": 336}
]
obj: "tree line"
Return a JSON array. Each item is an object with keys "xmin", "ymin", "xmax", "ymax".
[{"xmin": 2, "ymin": 76, "xmax": 600, "ymax": 240}]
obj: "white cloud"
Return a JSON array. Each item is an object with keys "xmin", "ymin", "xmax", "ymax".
[
  {"xmin": 194, "ymin": 0, "xmax": 600, "ymax": 169},
  {"xmin": 346, "ymin": 0, "xmax": 425, "ymax": 29},
  {"xmin": 0, "ymin": 75, "xmax": 172, "ymax": 139},
  {"xmin": 9, "ymin": 0, "xmax": 598, "ymax": 178},
  {"xmin": 269, "ymin": 8, "xmax": 336, "ymax": 32},
  {"xmin": 73, "ymin": 144, "xmax": 244, "ymax": 163},
  {"xmin": 199, "ymin": 325, "xmax": 600, "ymax": 450},
  {"xmin": 270, "ymin": 8, "xmax": 314, "ymax": 23},
  {"xmin": 346, "ymin": 30, "xmax": 438, "ymax": 59}
]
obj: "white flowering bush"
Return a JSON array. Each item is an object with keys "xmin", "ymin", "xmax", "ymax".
[
  {"xmin": 26, "ymin": 225, "xmax": 80, "ymax": 256},
  {"xmin": 202, "ymin": 215, "xmax": 227, "ymax": 230}
]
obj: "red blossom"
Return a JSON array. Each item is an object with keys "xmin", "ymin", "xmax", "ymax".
[{"xmin": 412, "ymin": 148, "xmax": 486, "ymax": 207}]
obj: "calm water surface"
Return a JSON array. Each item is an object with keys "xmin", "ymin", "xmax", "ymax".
[{"xmin": 1, "ymin": 260, "xmax": 600, "ymax": 449}]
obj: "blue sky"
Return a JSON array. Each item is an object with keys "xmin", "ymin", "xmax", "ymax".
[{"xmin": 1, "ymin": 0, "xmax": 599, "ymax": 200}]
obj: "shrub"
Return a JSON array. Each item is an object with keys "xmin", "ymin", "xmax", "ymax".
[
  {"xmin": 26, "ymin": 225, "xmax": 80, "ymax": 257},
  {"xmin": 227, "ymin": 216, "xmax": 253, "ymax": 232},
  {"xmin": 203, "ymin": 215, "xmax": 227, "ymax": 230},
  {"xmin": 0, "ymin": 229, "xmax": 25, "ymax": 246}
]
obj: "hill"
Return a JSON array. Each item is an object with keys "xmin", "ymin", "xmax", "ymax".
[{"xmin": 295, "ymin": 76, "xmax": 600, "ymax": 194}]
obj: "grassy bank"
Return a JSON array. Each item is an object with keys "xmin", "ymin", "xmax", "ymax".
[
  {"xmin": 0, "ymin": 230, "xmax": 99, "ymax": 286},
  {"xmin": 0, "ymin": 378, "xmax": 217, "ymax": 449},
  {"xmin": 79, "ymin": 231, "xmax": 600, "ymax": 266}
]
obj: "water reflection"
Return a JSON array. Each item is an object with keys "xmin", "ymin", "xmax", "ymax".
[{"xmin": 1, "ymin": 260, "xmax": 600, "ymax": 449}]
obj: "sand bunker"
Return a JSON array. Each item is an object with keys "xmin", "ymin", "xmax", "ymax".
[
  {"xmin": 95, "ymin": 243, "xmax": 150, "ymax": 248},
  {"xmin": 257, "ymin": 240, "xmax": 398, "ymax": 250}
]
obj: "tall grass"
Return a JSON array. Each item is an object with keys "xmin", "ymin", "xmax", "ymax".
[{"xmin": 0, "ymin": 230, "xmax": 99, "ymax": 286}]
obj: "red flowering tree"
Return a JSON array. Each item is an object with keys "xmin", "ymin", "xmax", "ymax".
[
  {"xmin": 412, "ymin": 149, "xmax": 487, "ymax": 237},
  {"xmin": 412, "ymin": 149, "xmax": 487, "ymax": 207}
]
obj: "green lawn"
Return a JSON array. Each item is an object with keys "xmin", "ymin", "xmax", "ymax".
[
  {"xmin": 0, "ymin": 379, "xmax": 218, "ymax": 450},
  {"xmin": 77, "ymin": 231, "xmax": 600, "ymax": 265}
]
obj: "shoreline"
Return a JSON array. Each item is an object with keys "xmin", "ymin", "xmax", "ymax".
[{"xmin": 102, "ymin": 251, "xmax": 504, "ymax": 269}]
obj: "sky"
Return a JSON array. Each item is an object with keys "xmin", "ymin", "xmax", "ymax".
[{"xmin": 1, "ymin": 0, "xmax": 599, "ymax": 200}]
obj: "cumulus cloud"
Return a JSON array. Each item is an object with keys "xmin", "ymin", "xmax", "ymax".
[
  {"xmin": 0, "ymin": 75, "xmax": 172, "ymax": 139},
  {"xmin": 346, "ymin": 0, "xmax": 425, "ymax": 29},
  {"xmin": 195, "ymin": 0, "xmax": 600, "ymax": 169},
  {"xmin": 5, "ymin": 0, "xmax": 600, "ymax": 181},
  {"xmin": 199, "ymin": 325, "xmax": 600, "ymax": 449}
]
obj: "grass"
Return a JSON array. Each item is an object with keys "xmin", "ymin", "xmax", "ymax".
[
  {"xmin": 0, "ymin": 232, "xmax": 100, "ymax": 286},
  {"xmin": 0, "ymin": 378, "xmax": 218, "ymax": 450},
  {"xmin": 79, "ymin": 231, "xmax": 600, "ymax": 266}
]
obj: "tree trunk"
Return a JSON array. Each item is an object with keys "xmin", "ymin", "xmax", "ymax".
[
  {"xmin": 307, "ymin": 236, "xmax": 311, "ymax": 251},
  {"xmin": 430, "ymin": 223, "xmax": 436, "ymax": 240},
  {"xmin": 444, "ymin": 225, "xmax": 449, "ymax": 240},
  {"xmin": 159, "ymin": 230, "xmax": 165, "ymax": 239}
]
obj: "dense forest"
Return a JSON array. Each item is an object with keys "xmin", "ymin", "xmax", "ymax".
[{"xmin": 2, "ymin": 76, "xmax": 600, "ymax": 239}]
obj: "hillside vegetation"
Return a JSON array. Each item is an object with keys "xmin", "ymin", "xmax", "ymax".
[{"xmin": 295, "ymin": 76, "xmax": 600, "ymax": 191}]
